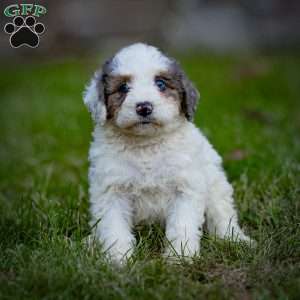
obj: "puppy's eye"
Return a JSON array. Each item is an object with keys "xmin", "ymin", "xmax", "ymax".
[
  {"xmin": 118, "ymin": 83, "xmax": 130, "ymax": 94},
  {"xmin": 155, "ymin": 79, "xmax": 167, "ymax": 92}
]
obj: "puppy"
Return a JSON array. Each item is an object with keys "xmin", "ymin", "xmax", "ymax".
[{"xmin": 84, "ymin": 43, "xmax": 252, "ymax": 264}]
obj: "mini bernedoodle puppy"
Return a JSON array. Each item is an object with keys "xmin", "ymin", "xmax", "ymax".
[{"xmin": 84, "ymin": 43, "xmax": 253, "ymax": 264}]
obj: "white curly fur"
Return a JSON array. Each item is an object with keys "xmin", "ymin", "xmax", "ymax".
[{"xmin": 84, "ymin": 43, "xmax": 252, "ymax": 264}]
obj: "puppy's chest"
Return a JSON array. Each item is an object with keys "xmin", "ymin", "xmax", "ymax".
[
  {"xmin": 116, "ymin": 153, "xmax": 181, "ymax": 211},
  {"xmin": 124, "ymin": 151, "xmax": 180, "ymax": 193},
  {"xmin": 122, "ymin": 152, "xmax": 181, "ymax": 221}
]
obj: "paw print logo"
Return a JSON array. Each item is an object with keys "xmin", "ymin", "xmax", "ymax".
[{"xmin": 4, "ymin": 16, "xmax": 45, "ymax": 48}]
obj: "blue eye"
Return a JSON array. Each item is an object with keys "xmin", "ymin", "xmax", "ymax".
[
  {"xmin": 118, "ymin": 83, "xmax": 129, "ymax": 93},
  {"xmin": 155, "ymin": 79, "xmax": 167, "ymax": 92}
]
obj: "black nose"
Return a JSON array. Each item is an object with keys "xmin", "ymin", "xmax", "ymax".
[{"xmin": 136, "ymin": 101, "xmax": 153, "ymax": 117}]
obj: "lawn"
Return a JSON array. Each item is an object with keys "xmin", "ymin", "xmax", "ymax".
[{"xmin": 0, "ymin": 53, "xmax": 299, "ymax": 300}]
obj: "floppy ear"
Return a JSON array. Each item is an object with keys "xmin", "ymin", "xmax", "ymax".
[
  {"xmin": 83, "ymin": 72, "xmax": 107, "ymax": 125},
  {"xmin": 170, "ymin": 60, "xmax": 200, "ymax": 121},
  {"xmin": 180, "ymin": 71, "xmax": 200, "ymax": 121}
]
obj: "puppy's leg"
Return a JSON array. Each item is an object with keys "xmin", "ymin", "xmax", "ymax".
[
  {"xmin": 206, "ymin": 168, "xmax": 252, "ymax": 243},
  {"xmin": 165, "ymin": 192, "xmax": 205, "ymax": 258},
  {"xmin": 90, "ymin": 194, "xmax": 135, "ymax": 264}
]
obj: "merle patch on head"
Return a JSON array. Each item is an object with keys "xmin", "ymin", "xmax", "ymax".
[
  {"xmin": 4, "ymin": 16, "xmax": 45, "ymax": 48},
  {"xmin": 103, "ymin": 74, "xmax": 131, "ymax": 120},
  {"xmin": 95, "ymin": 58, "xmax": 132, "ymax": 120},
  {"xmin": 158, "ymin": 60, "xmax": 200, "ymax": 121}
]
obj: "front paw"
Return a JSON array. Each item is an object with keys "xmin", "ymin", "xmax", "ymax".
[
  {"xmin": 106, "ymin": 241, "xmax": 135, "ymax": 265},
  {"xmin": 225, "ymin": 230, "xmax": 257, "ymax": 247},
  {"xmin": 237, "ymin": 234, "xmax": 257, "ymax": 247},
  {"xmin": 164, "ymin": 238, "xmax": 200, "ymax": 259}
]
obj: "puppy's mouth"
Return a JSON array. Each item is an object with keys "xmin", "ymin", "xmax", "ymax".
[
  {"xmin": 135, "ymin": 118, "xmax": 160, "ymax": 126},
  {"xmin": 139, "ymin": 120, "xmax": 152, "ymax": 125},
  {"xmin": 124, "ymin": 118, "xmax": 161, "ymax": 130}
]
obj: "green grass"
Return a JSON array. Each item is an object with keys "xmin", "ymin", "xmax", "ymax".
[{"xmin": 0, "ymin": 53, "xmax": 300, "ymax": 300}]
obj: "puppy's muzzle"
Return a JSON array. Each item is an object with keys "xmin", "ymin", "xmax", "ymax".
[{"xmin": 136, "ymin": 102, "xmax": 153, "ymax": 117}]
